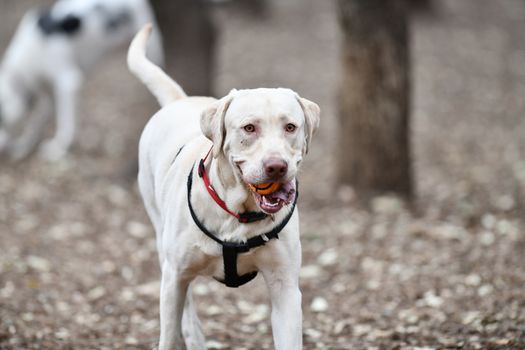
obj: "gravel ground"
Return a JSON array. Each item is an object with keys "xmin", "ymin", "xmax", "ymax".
[{"xmin": 1, "ymin": 0, "xmax": 525, "ymax": 349}]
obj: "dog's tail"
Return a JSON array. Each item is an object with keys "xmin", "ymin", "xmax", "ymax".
[{"xmin": 127, "ymin": 24, "xmax": 187, "ymax": 107}]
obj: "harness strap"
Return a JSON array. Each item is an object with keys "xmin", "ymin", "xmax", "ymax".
[
  {"xmin": 222, "ymin": 244, "xmax": 258, "ymax": 287},
  {"xmin": 187, "ymin": 164, "xmax": 298, "ymax": 288}
]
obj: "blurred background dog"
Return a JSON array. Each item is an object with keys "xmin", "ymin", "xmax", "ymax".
[
  {"xmin": 2, "ymin": 0, "xmax": 525, "ymax": 349},
  {"xmin": 0, "ymin": 0, "xmax": 162, "ymax": 161}
]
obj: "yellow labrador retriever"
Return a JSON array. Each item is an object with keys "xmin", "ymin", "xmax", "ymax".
[{"xmin": 128, "ymin": 25, "xmax": 320, "ymax": 350}]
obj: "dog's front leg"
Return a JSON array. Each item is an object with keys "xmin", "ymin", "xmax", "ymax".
[
  {"xmin": 39, "ymin": 69, "xmax": 82, "ymax": 160},
  {"xmin": 159, "ymin": 260, "xmax": 189, "ymax": 350},
  {"xmin": 182, "ymin": 287, "xmax": 206, "ymax": 350},
  {"xmin": 261, "ymin": 269, "xmax": 303, "ymax": 350},
  {"xmin": 8, "ymin": 95, "xmax": 52, "ymax": 161}
]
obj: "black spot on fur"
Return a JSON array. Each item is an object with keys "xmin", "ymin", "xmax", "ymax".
[
  {"xmin": 37, "ymin": 10, "xmax": 55, "ymax": 35},
  {"xmin": 37, "ymin": 9, "xmax": 82, "ymax": 36},
  {"xmin": 59, "ymin": 15, "xmax": 81, "ymax": 34}
]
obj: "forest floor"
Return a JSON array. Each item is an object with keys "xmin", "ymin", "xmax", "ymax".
[{"xmin": 1, "ymin": 0, "xmax": 525, "ymax": 349}]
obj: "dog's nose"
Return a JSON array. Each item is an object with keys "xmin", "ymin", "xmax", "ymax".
[{"xmin": 264, "ymin": 158, "xmax": 288, "ymax": 179}]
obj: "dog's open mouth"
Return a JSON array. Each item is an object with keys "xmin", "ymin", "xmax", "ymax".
[{"xmin": 248, "ymin": 180, "xmax": 296, "ymax": 214}]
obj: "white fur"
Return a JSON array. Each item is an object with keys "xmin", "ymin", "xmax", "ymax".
[
  {"xmin": 129, "ymin": 26, "xmax": 320, "ymax": 350},
  {"xmin": 0, "ymin": 0, "xmax": 163, "ymax": 160}
]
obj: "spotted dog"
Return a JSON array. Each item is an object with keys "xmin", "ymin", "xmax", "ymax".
[
  {"xmin": 128, "ymin": 25, "xmax": 320, "ymax": 350},
  {"xmin": 0, "ymin": 0, "xmax": 163, "ymax": 160}
]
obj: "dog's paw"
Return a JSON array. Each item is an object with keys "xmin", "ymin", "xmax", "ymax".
[{"xmin": 38, "ymin": 139, "xmax": 68, "ymax": 161}]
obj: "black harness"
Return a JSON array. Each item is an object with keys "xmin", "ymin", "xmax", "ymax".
[{"xmin": 186, "ymin": 164, "xmax": 298, "ymax": 288}]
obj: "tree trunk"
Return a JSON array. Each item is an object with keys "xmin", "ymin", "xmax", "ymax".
[
  {"xmin": 337, "ymin": 0, "xmax": 412, "ymax": 198},
  {"xmin": 149, "ymin": 0, "xmax": 215, "ymax": 96}
]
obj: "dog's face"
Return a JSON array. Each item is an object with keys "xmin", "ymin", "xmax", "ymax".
[{"xmin": 201, "ymin": 88, "xmax": 320, "ymax": 214}]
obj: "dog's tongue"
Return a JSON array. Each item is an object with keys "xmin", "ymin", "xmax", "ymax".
[{"xmin": 267, "ymin": 181, "xmax": 295, "ymax": 203}]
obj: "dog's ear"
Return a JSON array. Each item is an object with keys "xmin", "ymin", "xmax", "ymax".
[
  {"xmin": 296, "ymin": 95, "xmax": 320, "ymax": 155},
  {"xmin": 201, "ymin": 91, "xmax": 235, "ymax": 158}
]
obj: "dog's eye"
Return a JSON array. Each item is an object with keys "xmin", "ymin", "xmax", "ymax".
[
  {"xmin": 243, "ymin": 124, "xmax": 256, "ymax": 133},
  {"xmin": 285, "ymin": 123, "xmax": 297, "ymax": 133}
]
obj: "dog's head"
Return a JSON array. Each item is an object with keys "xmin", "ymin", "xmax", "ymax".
[{"xmin": 201, "ymin": 88, "xmax": 320, "ymax": 214}]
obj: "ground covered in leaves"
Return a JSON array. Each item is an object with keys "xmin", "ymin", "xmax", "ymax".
[{"xmin": 1, "ymin": 0, "xmax": 525, "ymax": 349}]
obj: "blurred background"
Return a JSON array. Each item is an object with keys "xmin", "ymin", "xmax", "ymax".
[{"xmin": 1, "ymin": 0, "xmax": 524, "ymax": 348}]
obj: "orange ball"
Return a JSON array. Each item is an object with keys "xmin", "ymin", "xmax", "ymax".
[{"xmin": 248, "ymin": 182, "xmax": 281, "ymax": 195}]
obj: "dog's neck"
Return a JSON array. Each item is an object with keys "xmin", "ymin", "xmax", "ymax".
[{"xmin": 207, "ymin": 154, "xmax": 259, "ymax": 216}]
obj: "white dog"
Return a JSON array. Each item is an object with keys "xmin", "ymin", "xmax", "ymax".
[
  {"xmin": 128, "ymin": 25, "xmax": 320, "ymax": 350},
  {"xmin": 0, "ymin": 0, "xmax": 163, "ymax": 161}
]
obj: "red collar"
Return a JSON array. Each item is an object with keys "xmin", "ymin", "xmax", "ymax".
[{"xmin": 197, "ymin": 148, "xmax": 268, "ymax": 224}]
